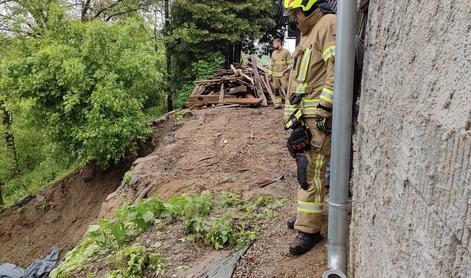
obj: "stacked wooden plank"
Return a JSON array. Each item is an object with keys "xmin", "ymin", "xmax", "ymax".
[{"xmin": 188, "ymin": 55, "xmax": 275, "ymax": 109}]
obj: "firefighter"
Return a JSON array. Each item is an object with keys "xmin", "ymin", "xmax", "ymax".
[
  {"xmin": 283, "ymin": 0, "xmax": 336, "ymax": 255},
  {"xmin": 269, "ymin": 38, "xmax": 292, "ymax": 109}
]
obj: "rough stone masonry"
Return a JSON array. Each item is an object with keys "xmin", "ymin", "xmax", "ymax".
[{"xmin": 350, "ymin": 0, "xmax": 471, "ymax": 277}]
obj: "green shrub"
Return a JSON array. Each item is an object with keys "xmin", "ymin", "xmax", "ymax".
[{"xmin": 0, "ymin": 18, "xmax": 165, "ymax": 168}]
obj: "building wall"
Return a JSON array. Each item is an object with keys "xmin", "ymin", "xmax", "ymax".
[{"xmin": 350, "ymin": 0, "xmax": 471, "ymax": 277}]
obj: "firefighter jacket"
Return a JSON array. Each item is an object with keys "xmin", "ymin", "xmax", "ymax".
[
  {"xmin": 284, "ymin": 10, "xmax": 336, "ymax": 119},
  {"xmin": 269, "ymin": 48, "xmax": 292, "ymax": 78}
]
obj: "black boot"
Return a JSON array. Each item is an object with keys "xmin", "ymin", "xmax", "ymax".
[
  {"xmin": 289, "ymin": 231, "xmax": 322, "ymax": 255},
  {"xmin": 287, "ymin": 215, "xmax": 296, "ymax": 229}
]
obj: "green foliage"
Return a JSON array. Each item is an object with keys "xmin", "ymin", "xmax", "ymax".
[
  {"xmin": 143, "ymin": 106, "xmax": 167, "ymax": 122},
  {"xmin": 0, "ymin": 99, "xmax": 78, "ymax": 207},
  {"xmin": 166, "ymin": 0, "xmax": 276, "ymax": 106},
  {"xmin": 0, "ymin": 16, "xmax": 165, "ymax": 168},
  {"xmin": 241, "ymin": 195, "xmax": 287, "ymax": 221},
  {"xmin": 88, "ymin": 198, "xmax": 166, "ymax": 247},
  {"xmin": 167, "ymin": 0, "xmax": 275, "ymax": 50},
  {"xmin": 219, "ymin": 192, "xmax": 243, "ymax": 208},
  {"xmin": 122, "ymin": 171, "xmax": 133, "ymax": 186},
  {"xmin": 185, "ymin": 193, "xmax": 284, "ymax": 250},
  {"xmin": 176, "ymin": 53, "xmax": 224, "ymax": 106},
  {"xmin": 50, "ymin": 237, "xmax": 100, "ymax": 278},
  {"xmin": 107, "ymin": 245, "xmax": 166, "ymax": 278},
  {"xmin": 52, "ymin": 191, "xmax": 285, "ymax": 276},
  {"xmin": 162, "ymin": 190, "xmax": 214, "ymax": 219},
  {"xmin": 185, "ymin": 215, "xmax": 257, "ymax": 250},
  {"xmin": 85, "ymin": 191, "xmax": 213, "ymax": 249},
  {"xmin": 0, "ymin": 2, "xmax": 168, "ymax": 206}
]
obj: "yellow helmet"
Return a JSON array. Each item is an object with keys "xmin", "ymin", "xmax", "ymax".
[{"xmin": 283, "ymin": 0, "xmax": 318, "ymax": 12}]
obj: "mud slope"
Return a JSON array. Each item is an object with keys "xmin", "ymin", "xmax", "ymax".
[
  {"xmin": 0, "ymin": 121, "xmax": 166, "ymax": 267},
  {"xmin": 0, "ymin": 163, "xmax": 126, "ymax": 266},
  {"xmin": 1, "ymin": 107, "xmax": 329, "ymax": 277},
  {"xmin": 120, "ymin": 107, "xmax": 328, "ymax": 278}
]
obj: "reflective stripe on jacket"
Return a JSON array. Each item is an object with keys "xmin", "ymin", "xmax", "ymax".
[
  {"xmin": 269, "ymin": 48, "xmax": 292, "ymax": 78},
  {"xmin": 284, "ymin": 10, "xmax": 336, "ymax": 119}
]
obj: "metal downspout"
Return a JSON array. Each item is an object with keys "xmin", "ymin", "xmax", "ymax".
[{"xmin": 323, "ymin": 0, "xmax": 356, "ymax": 277}]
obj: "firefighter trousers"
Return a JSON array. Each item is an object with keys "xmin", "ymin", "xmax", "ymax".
[
  {"xmin": 294, "ymin": 118, "xmax": 331, "ymax": 234},
  {"xmin": 273, "ymin": 75, "xmax": 289, "ymax": 106}
]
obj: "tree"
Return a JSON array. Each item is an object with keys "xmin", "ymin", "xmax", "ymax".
[
  {"xmin": 75, "ymin": 0, "xmax": 158, "ymax": 22},
  {"xmin": 0, "ymin": 0, "xmax": 63, "ymax": 36},
  {"xmin": 164, "ymin": 0, "xmax": 276, "ymax": 107},
  {"xmin": 0, "ymin": 14, "xmax": 165, "ymax": 168},
  {"xmin": 0, "ymin": 99, "xmax": 20, "ymax": 177}
]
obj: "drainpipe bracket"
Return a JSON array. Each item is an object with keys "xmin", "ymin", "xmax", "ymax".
[
  {"xmin": 322, "ymin": 269, "xmax": 347, "ymax": 278},
  {"xmin": 328, "ymin": 201, "xmax": 347, "ymax": 208}
]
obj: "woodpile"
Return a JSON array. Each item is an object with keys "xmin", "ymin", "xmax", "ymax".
[{"xmin": 188, "ymin": 55, "xmax": 275, "ymax": 109}]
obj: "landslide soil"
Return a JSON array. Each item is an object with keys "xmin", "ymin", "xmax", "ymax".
[
  {"xmin": 1, "ymin": 107, "xmax": 329, "ymax": 277},
  {"xmin": 102, "ymin": 107, "xmax": 328, "ymax": 278},
  {"xmin": 0, "ymin": 163, "xmax": 125, "ymax": 267},
  {"xmin": 0, "ymin": 124, "xmax": 163, "ymax": 267}
]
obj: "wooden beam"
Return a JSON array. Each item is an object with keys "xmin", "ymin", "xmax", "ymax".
[
  {"xmin": 218, "ymin": 83, "xmax": 225, "ymax": 105},
  {"xmin": 250, "ymin": 55, "xmax": 268, "ymax": 107},
  {"xmin": 188, "ymin": 95, "xmax": 263, "ymax": 106},
  {"xmin": 191, "ymin": 84, "xmax": 200, "ymax": 96},
  {"xmin": 262, "ymin": 74, "xmax": 276, "ymax": 105},
  {"xmin": 230, "ymin": 64, "xmax": 239, "ymax": 76},
  {"xmin": 227, "ymin": 85, "xmax": 248, "ymax": 95},
  {"xmin": 239, "ymin": 70, "xmax": 254, "ymax": 85}
]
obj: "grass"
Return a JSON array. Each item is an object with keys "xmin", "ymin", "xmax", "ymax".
[{"xmin": 2, "ymin": 163, "xmax": 81, "ymax": 208}]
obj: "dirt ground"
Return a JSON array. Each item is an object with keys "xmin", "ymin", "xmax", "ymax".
[
  {"xmin": 106, "ymin": 107, "xmax": 329, "ymax": 278},
  {"xmin": 0, "ymin": 163, "xmax": 126, "ymax": 266},
  {"xmin": 0, "ymin": 123, "xmax": 162, "ymax": 267},
  {"xmin": 0, "ymin": 107, "xmax": 329, "ymax": 277}
]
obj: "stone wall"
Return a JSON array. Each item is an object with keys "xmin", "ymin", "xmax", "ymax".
[{"xmin": 350, "ymin": 0, "xmax": 471, "ymax": 277}]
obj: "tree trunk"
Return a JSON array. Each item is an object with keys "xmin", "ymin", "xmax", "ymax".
[
  {"xmin": 0, "ymin": 100, "xmax": 20, "ymax": 177},
  {"xmin": 81, "ymin": 0, "xmax": 92, "ymax": 21},
  {"xmin": 234, "ymin": 42, "xmax": 242, "ymax": 64},
  {"xmin": 164, "ymin": 0, "xmax": 173, "ymax": 112}
]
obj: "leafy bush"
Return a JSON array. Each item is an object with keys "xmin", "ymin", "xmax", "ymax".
[
  {"xmin": 50, "ymin": 237, "xmax": 100, "ymax": 278},
  {"xmin": 0, "ymin": 17, "xmax": 165, "ymax": 168},
  {"xmin": 86, "ymin": 192, "xmax": 213, "ymax": 248},
  {"xmin": 107, "ymin": 245, "xmax": 166, "ymax": 278}
]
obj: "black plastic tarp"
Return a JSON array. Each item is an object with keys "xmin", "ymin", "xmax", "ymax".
[{"xmin": 0, "ymin": 248, "xmax": 60, "ymax": 278}]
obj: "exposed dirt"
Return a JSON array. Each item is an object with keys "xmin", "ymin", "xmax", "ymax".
[
  {"xmin": 97, "ymin": 107, "xmax": 329, "ymax": 278},
  {"xmin": 0, "ymin": 163, "xmax": 126, "ymax": 267},
  {"xmin": 0, "ymin": 107, "xmax": 330, "ymax": 277},
  {"xmin": 233, "ymin": 210, "xmax": 328, "ymax": 278},
  {"xmin": 0, "ymin": 119, "xmax": 167, "ymax": 267}
]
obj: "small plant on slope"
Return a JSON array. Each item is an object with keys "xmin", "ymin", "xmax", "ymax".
[{"xmin": 107, "ymin": 244, "xmax": 166, "ymax": 278}]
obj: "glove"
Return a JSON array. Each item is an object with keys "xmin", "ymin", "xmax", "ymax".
[
  {"xmin": 315, "ymin": 116, "xmax": 331, "ymax": 134},
  {"xmin": 287, "ymin": 126, "xmax": 312, "ymax": 157},
  {"xmin": 289, "ymin": 93, "xmax": 303, "ymax": 106}
]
